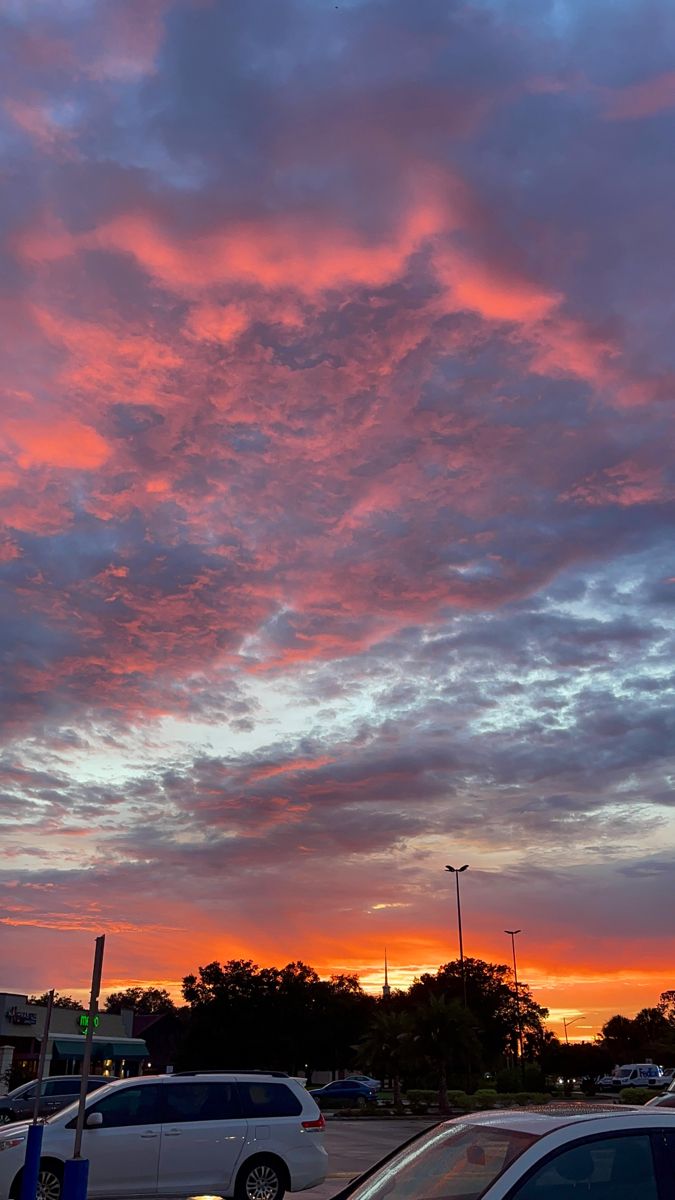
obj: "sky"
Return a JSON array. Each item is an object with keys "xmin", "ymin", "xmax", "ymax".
[{"xmin": 1, "ymin": 0, "xmax": 674, "ymax": 1041}]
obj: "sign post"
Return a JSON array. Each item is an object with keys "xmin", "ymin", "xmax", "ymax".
[
  {"xmin": 62, "ymin": 936, "xmax": 105, "ymax": 1200},
  {"xmin": 20, "ymin": 990, "xmax": 54, "ymax": 1200}
]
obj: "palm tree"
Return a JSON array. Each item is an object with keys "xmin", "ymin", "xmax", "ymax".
[
  {"xmin": 412, "ymin": 996, "xmax": 479, "ymax": 1110},
  {"xmin": 358, "ymin": 1008, "xmax": 411, "ymax": 1105}
]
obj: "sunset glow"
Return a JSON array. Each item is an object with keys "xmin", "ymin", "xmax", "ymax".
[{"xmin": 1, "ymin": 0, "xmax": 674, "ymax": 1038}]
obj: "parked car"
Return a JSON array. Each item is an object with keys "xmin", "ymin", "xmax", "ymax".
[
  {"xmin": 309, "ymin": 1079, "xmax": 377, "ymax": 1107},
  {"xmin": 0, "ymin": 1076, "xmax": 112, "ymax": 1125},
  {"xmin": 345, "ymin": 1074, "xmax": 381, "ymax": 1091},
  {"xmin": 330, "ymin": 1105, "xmax": 675, "ymax": 1200},
  {"xmin": 597, "ymin": 1063, "xmax": 664, "ymax": 1091},
  {"xmin": 638, "ymin": 1094, "xmax": 672, "ymax": 1108},
  {"xmin": 0, "ymin": 1072, "xmax": 326, "ymax": 1200}
]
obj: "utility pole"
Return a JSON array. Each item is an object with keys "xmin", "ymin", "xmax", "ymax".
[{"xmin": 63, "ymin": 935, "xmax": 106, "ymax": 1200}]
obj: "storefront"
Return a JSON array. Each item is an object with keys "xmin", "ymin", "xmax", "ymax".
[{"xmin": 0, "ymin": 993, "xmax": 148, "ymax": 1086}]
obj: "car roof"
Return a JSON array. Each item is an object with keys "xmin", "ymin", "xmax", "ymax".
[
  {"xmin": 108, "ymin": 1072, "xmax": 299, "ymax": 1084},
  {"xmin": 455, "ymin": 1104, "xmax": 675, "ymax": 1136}
]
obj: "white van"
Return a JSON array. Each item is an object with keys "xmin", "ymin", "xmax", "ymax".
[
  {"xmin": 598, "ymin": 1063, "xmax": 664, "ymax": 1090},
  {"xmin": 0, "ymin": 1072, "xmax": 327, "ymax": 1200}
]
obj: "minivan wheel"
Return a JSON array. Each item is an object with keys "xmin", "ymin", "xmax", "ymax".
[
  {"xmin": 36, "ymin": 1166, "xmax": 63, "ymax": 1200},
  {"xmin": 0, "ymin": 1113, "xmax": 14, "ymax": 1125},
  {"xmin": 235, "ymin": 1156, "xmax": 286, "ymax": 1200}
]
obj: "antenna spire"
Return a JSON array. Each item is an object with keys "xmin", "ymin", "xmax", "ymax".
[{"xmin": 382, "ymin": 947, "xmax": 391, "ymax": 999}]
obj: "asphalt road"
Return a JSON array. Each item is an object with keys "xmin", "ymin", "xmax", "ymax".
[{"xmin": 302, "ymin": 1118, "xmax": 437, "ymax": 1200}]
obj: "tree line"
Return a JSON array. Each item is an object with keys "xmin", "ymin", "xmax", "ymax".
[{"xmin": 33, "ymin": 968, "xmax": 675, "ymax": 1100}]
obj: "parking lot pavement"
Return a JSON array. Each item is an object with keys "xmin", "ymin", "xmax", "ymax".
[{"xmin": 300, "ymin": 1118, "xmax": 437, "ymax": 1200}]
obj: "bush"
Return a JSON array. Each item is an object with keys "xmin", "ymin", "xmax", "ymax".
[
  {"xmin": 496, "ymin": 1069, "xmax": 522, "ymax": 1093},
  {"xmin": 477, "ymin": 1092, "xmax": 551, "ymax": 1109},
  {"xmin": 522, "ymin": 1065, "xmax": 546, "ymax": 1091},
  {"xmin": 445, "ymin": 1090, "xmax": 470, "ymax": 1109},
  {"xmin": 514, "ymin": 1092, "xmax": 549, "ymax": 1106},
  {"xmin": 619, "ymin": 1088, "xmax": 654, "ymax": 1105},
  {"xmin": 407, "ymin": 1089, "xmax": 437, "ymax": 1113}
]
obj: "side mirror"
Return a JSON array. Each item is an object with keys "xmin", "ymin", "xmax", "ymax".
[{"xmin": 86, "ymin": 1112, "xmax": 104, "ymax": 1129}]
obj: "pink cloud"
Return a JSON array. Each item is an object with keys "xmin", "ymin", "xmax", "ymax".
[
  {"xmin": 604, "ymin": 70, "xmax": 675, "ymax": 120},
  {"xmin": 4, "ymin": 418, "xmax": 109, "ymax": 471}
]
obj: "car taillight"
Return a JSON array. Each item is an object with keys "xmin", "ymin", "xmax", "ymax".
[{"xmin": 301, "ymin": 1114, "xmax": 326, "ymax": 1131}]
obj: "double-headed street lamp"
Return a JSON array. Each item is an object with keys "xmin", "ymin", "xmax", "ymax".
[
  {"xmin": 505, "ymin": 929, "xmax": 523, "ymax": 1062},
  {"xmin": 445, "ymin": 864, "xmax": 468, "ymax": 1006}
]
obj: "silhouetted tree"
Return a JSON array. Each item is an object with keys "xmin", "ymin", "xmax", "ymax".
[
  {"xmin": 28, "ymin": 992, "xmax": 81, "ymax": 1009},
  {"xmin": 408, "ymin": 958, "xmax": 547, "ymax": 1067},
  {"xmin": 104, "ymin": 987, "xmax": 176, "ymax": 1014},
  {"xmin": 412, "ymin": 996, "xmax": 480, "ymax": 1110},
  {"xmin": 179, "ymin": 959, "xmax": 374, "ymax": 1075},
  {"xmin": 658, "ymin": 991, "xmax": 675, "ymax": 1023},
  {"xmin": 358, "ymin": 1007, "xmax": 412, "ymax": 1104}
]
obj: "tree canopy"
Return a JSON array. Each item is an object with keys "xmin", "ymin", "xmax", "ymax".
[
  {"xmin": 28, "ymin": 992, "xmax": 81, "ymax": 1009},
  {"xmin": 104, "ymin": 987, "xmax": 177, "ymax": 1014},
  {"xmin": 179, "ymin": 959, "xmax": 374, "ymax": 1077}
]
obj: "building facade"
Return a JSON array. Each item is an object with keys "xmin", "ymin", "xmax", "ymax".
[{"xmin": 0, "ymin": 993, "xmax": 148, "ymax": 1087}]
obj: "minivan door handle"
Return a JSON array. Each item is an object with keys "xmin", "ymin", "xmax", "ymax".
[
  {"xmin": 140, "ymin": 1131, "xmax": 159, "ymax": 1139},
  {"xmin": 163, "ymin": 1129, "xmax": 181, "ymax": 1137}
]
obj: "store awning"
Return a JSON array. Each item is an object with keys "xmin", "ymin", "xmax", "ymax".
[
  {"xmin": 98, "ymin": 1042, "xmax": 148, "ymax": 1059},
  {"xmin": 52, "ymin": 1038, "xmax": 148, "ymax": 1060}
]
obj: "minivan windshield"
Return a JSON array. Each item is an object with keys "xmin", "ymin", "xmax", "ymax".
[{"xmin": 346, "ymin": 1123, "xmax": 539, "ymax": 1200}]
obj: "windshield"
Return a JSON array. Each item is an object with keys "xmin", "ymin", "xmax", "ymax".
[{"xmin": 347, "ymin": 1123, "xmax": 539, "ymax": 1200}]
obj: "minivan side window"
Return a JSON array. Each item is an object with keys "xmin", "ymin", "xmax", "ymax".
[
  {"xmin": 87, "ymin": 1085, "xmax": 162, "ymax": 1128},
  {"xmin": 238, "ymin": 1082, "xmax": 302, "ymax": 1118},
  {"xmin": 164, "ymin": 1082, "xmax": 242, "ymax": 1122}
]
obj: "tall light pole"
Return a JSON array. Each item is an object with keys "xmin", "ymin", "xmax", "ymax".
[
  {"xmin": 505, "ymin": 929, "xmax": 523, "ymax": 1063},
  {"xmin": 445, "ymin": 864, "xmax": 468, "ymax": 1006},
  {"xmin": 563, "ymin": 1015, "xmax": 586, "ymax": 1046}
]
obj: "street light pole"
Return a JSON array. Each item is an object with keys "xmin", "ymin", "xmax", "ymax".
[
  {"xmin": 445, "ymin": 865, "xmax": 469, "ymax": 1006},
  {"xmin": 563, "ymin": 1016, "xmax": 586, "ymax": 1045},
  {"xmin": 505, "ymin": 929, "xmax": 523, "ymax": 1063}
]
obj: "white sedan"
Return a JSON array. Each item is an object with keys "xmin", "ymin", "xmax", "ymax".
[{"xmin": 340, "ymin": 1104, "xmax": 675, "ymax": 1199}]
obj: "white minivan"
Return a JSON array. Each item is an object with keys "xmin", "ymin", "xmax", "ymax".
[{"xmin": 0, "ymin": 1073, "xmax": 327, "ymax": 1200}]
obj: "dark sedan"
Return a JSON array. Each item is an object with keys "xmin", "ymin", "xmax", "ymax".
[
  {"xmin": 309, "ymin": 1079, "xmax": 378, "ymax": 1108},
  {"xmin": 0, "ymin": 1076, "xmax": 112, "ymax": 1124}
]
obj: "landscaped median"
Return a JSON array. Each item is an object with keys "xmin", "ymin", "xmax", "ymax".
[{"xmin": 326, "ymin": 1087, "xmax": 557, "ymax": 1118}]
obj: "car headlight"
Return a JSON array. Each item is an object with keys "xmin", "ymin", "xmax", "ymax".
[{"xmin": 0, "ymin": 1137, "xmax": 25, "ymax": 1152}]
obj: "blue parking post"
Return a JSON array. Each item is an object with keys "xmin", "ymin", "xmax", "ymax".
[
  {"xmin": 62, "ymin": 1158, "xmax": 89, "ymax": 1200},
  {"xmin": 20, "ymin": 1123, "xmax": 43, "ymax": 1200}
]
